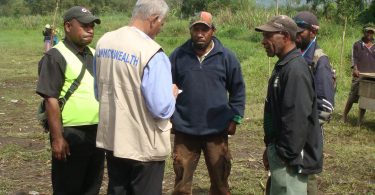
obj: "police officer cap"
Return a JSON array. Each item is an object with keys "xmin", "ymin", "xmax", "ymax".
[{"xmin": 63, "ymin": 6, "xmax": 101, "ymax": 24}]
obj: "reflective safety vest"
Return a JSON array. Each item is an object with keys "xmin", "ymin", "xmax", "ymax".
[{"xmin": 54, "ymin": 42, "xmax": 99, "ymax": 126}]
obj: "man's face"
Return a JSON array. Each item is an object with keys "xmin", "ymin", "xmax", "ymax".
[
  {"xmin": 261, "ymin": 31, "xmax": 286, "ymax": 57},
  {"xmin": 296, "ymin": 29, "xmax": 312, "ymax": 50},
  {"xmin": 364, "ymin": 30, "xmax": 374, "ymax": 40},
  {"xmin": 149, "ymin": 16, "xmax": 166, "ymax": 39},
  {"xmin": 190, "ymin": 23, "xmax": 214, "ymax": 50},
  {"xmin": 65, "ymin": 19, "xmax": 95, "ymax": 47}
]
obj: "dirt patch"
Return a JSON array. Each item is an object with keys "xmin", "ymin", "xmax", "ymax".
[{"xmin": 0, "ymin": 137, "xmax": 44, "ymax": 150}]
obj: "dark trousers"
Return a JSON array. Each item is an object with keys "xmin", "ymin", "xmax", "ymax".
[
  {"xmin": 51, "ymin": 125, "xmax": 105, "ymax": 195},
  {"xmin": 106, "ymin": 151, "xmax": 166, "ymax": 195}
]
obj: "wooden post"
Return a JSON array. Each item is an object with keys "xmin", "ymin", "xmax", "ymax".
[
  {"xmin": 339, "ymin": 17, "xmax": 347, "ymax": 80},
  {"xmin": 268, "ymin": 57, "xmax": 271, "ymax": 77},
  {"xmin": 276, "ymin": 0, "xmax": 279, "ymax": 15},
  {"xmin": 51, "ymin": 0, "xmax": 60, "ymax": 47}
]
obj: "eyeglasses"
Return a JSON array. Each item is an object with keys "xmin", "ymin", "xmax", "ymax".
[{"xmin": 294, "ymin": 18, "xmax": 312, "ymax": 29}]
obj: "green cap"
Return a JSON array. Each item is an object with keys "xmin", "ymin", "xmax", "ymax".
[{"xmin": 63, "ymin": 6, "xmax": 101, "ymax": 24}]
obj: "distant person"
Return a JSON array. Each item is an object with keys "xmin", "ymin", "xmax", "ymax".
[
  {"xmin": 170, "ymin": 11, "xmax": 246, "ymax": 195},
  {"xmin": 36, "ymin": 6, "xmax": 104, "ymax": 194},
  {"xmin": 43, "ymin": 24, "xmax": 53, "ymax": 52},
  {"xmin": 343, "ymin": 24, "xmax": 375, "ymax": 124},
  {"xmin": 43, "ymin": 24, "xmax": 59, "ymax": 52},
  {"xmin": 255, "ymin": 15, "xmax": 323, "ymax": 195},
  {"xmin": 294, "ymin": 11, "xmax": 335, "ymax": 195},
  {"xmin": 95, "ymin": 0, "xmax": 177, "ymax": 194}
]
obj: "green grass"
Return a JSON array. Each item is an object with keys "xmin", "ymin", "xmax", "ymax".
[{"xmin": 0, "ymin": 10, "xmax": 374, "ymax": 195}]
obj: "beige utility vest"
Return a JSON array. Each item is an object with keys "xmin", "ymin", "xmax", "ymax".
[{"xmin": 95, "ymin": 26, "xmax": 171, "ymax": 161}]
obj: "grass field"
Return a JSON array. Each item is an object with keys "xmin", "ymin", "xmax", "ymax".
[{"xmin": 0, "ymin": 10, "xmax": 374, "ymax": 195}]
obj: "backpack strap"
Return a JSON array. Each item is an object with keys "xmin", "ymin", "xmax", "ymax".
[
  {"xmin": 58, "ymin": 61, "xmax": 86, "ymax": 110},
  {"xmin": 311, "ymin": 48, "xmax": 327, "ymax": 73}
]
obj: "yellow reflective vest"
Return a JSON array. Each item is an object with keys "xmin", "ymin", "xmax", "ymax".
[{"xmin": 54, "ymin": 42, "xmax": 99, "ymax": 126}]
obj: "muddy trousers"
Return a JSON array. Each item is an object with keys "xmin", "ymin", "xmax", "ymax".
[
  {"xmin": 267, "ymin": 144, "xmax": 308, "ymax": 195},
  {"xmin": 106, "ymin": 151, "xmax": 165, "ymax": 195},
  {"xmin": 172, "ymin": 131, "xmax": 232, "ymax": 195}
]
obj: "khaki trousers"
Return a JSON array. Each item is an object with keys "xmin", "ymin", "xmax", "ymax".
[{"xmin": 172, "ymin": 132, "xmax": 232, "ymax": 195}]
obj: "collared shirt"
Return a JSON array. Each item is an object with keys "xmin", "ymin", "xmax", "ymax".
[
  {"xmin": 196, "ymin": 41, "xmax": 214, "ymax": 63},
  {"xmin": 37, "ymin": 38, "xmax": 94, "ymax": 98},
  {"xmin": 93, "ymin": 27, "xmax": 175, "ymax": 119},
  {"xmin": 141, "ymin": 51, "xmax": 175, "ymax": 119},
  {"xmin": 352, "ymin": 38, "xmax": 375, "ymax": 73}
]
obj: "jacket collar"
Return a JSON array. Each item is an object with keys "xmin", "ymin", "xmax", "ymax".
[
  {"xmin": 276, "ymin": 47, "xmax": 301, "ymax": 67},
  {"xmin": 180, "ymin": 36, "xmax": 224, "ymax": 57},
  {"xmin": 302, "ymin": 40, "xmax": 319, "ymax": 64}
]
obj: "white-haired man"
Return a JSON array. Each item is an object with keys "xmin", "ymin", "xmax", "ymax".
[{"xmin": 95, "ymin": 0, "xmax": 178, "ymax": 194}]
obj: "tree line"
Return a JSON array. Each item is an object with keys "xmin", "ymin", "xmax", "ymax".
[{"xmin": 0, "ymin": 0, "xmax": 374, "ymax": 24}]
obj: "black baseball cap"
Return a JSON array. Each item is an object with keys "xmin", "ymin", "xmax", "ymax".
[{"xmin": 63, "ymin": 6, "xmax": 101, "ymax": 24}]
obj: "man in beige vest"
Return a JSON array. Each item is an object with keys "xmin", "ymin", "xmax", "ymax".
[{"xmin": 95, "ymin": 0, "xmax": 177, "ymax": 194}]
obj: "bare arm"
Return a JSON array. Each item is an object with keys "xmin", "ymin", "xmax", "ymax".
[{"xmin": 45, "ymin": 97, "xmax": 70, "ymax": 160}]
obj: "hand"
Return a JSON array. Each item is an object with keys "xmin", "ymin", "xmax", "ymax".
[
  {"xmin": 263, "ymin": 149, "xmax": 269, "ymax": 171},
  {"xmin": 227, "ymin": 121, "xmax": 237, "ymax": 135},
  {"xmin": 51, "ymin": 136, "xmax": 70, "ymax": 160},
  {"xmin": 352, "ymin": 69, "xmax": 360, "ymax": 78},
  {"xmin": 172, "ymin": 84, "xmax": 179, "ymax": 98}
]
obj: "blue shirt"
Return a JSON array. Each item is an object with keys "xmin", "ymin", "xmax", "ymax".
[
  {"xmin": 94, "ymin": 51, "xmax": 175, "ymax": 119},
  {"xmin": 141, "ymin": 51, "xmax": 175, "ymax": 119}
]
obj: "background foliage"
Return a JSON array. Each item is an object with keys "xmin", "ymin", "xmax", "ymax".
[
  {"xmin": 0, "ymin": 0, "xmax": 374, "ymax": 194},
  {"xmin": 0, "ymin": 0, "xmax": 374, "ymax": 24}
]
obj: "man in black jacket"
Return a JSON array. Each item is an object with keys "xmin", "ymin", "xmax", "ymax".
[{"xmin": 256, "ymin": 15, "xmax": 322, "ymax": 195}]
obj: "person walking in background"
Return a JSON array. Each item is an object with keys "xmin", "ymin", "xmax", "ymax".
[
  {"xmin": 170, "ymin": 11, "xmax": 246, "ymax": 195},
  {"xmin": 36, "ymin": 6, "xmax": 104, "ymax": 195},
  {"xmin": 95, "ymin": 0, "xmax": 177, "ymax": 194},
  {"xmin": 43, "ymin": 24, "xmax": 59, "ymax": 53},
  {"xmin": 256, "ymin": 15, "xmax": 323, "ymax": 195},
  {"xmin": 294, "ymin": 11, "xmax": 335, "ymax": 195},
  {"xmin": 343, "ymin": 24, "xmax": 375, "ymax": 124},
  {"xmin": 43, "ymin": 24, "xmax": 53, "ymax": 52}
]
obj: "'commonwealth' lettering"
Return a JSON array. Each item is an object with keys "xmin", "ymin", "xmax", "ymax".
[{"xmin": 96, "ymin": 48, "xmax": 139, "ymax": 66}]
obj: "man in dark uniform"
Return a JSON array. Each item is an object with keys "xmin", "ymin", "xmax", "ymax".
[
  {"xmin": 256, "ymin": 15, "xmax": 322, "ymax": 195},
  {"xmin": 36, "ymin": 6, "xmax": 104, "ymax": 195},
  {"xmin": 343, "ymin": 24, "xmax": 375, "ymax": 124}
]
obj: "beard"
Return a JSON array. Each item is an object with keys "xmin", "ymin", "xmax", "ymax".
[
  {"xmin": 296, "ymin": 38, "xmax": 310, "ymax": 50},
  {"xmin": 192, "ymin": 41, "xmax": 210, "ymax": 51}
]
